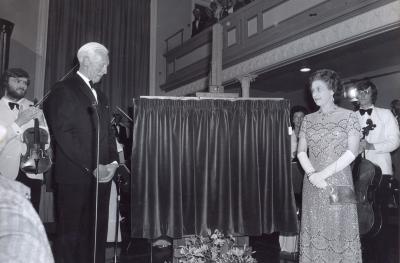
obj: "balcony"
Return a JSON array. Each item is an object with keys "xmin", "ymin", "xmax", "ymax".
[{"xmin": 161, "ymin": 0, "xmax": 396, "ymax": 92}]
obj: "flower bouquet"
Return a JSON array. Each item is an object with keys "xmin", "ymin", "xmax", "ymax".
[{"xmin": 178, "ymin": 229, "xmax": 257, "ymax": 263}]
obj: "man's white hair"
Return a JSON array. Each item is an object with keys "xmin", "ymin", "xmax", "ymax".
[{"xmin": 77, "ymin": 42, "xmax": 108, "ymax": 62}]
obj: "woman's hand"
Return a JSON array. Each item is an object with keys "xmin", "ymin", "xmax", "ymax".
[{"xmin": 308, "ymin": 172, "xmax": 328, "ymax": 189}]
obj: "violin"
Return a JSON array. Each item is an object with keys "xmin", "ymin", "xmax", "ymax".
[
  {"xmin": 361, "ymin": 119, "xmax": 376, "ymax": 137},
  {"xmin": 20, "ymin": 99, "xmax": 52, "ymax": 176},
  {"xmin": 352, "ymin": 118, "xmax": 383, "ymax": 238}
]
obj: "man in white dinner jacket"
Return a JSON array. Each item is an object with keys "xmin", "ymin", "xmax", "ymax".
[
  {"xmin": 355, "ymin": 79, "xmax": 400, "ymax": 263},
  {"xmin": 0, "ymin": 68, "xmax": 49, "ymax": 213}
]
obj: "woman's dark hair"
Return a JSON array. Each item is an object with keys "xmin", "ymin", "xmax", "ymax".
[
  {"xmin": 353, "ymin": 79, "xmax": 378, "ymax": 104},
  {"xmin": 290, "ymin": 105, "xmax": 308, "ymax": 126},
  {"xmin": 309, "ymin": 69, "xmax": 343, "ymax": 103}
]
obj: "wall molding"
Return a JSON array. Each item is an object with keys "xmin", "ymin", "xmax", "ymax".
[
  {"xmin": 166, "ymin": 1, "xmax": 400, "ymax": 96},
  {"xmin": 34, "ymin": 0, "xmax": 49, "ymax": 100},
  {"xmin": 149, "ymin": 0, "xmax": 158, "ymax": 96}
]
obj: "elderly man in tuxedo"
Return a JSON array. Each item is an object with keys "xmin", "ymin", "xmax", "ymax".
[
  {"xmin": 0, "ymin": 68, "xmax": 49, "ymax": 213},
  {"xmin": 355, "ymin": 79, "xmax": 400, "ymax": 263},
  {"xmin": 44, "ymin": 42, "xmax": 118, "ymax": 263}
]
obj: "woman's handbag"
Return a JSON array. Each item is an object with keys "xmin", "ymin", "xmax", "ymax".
[{"xmin": 328, "ymin": 185, "xmax": 357, "ymax": 205}]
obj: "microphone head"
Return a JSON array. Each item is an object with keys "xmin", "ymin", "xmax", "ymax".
[{"xmin": 88, "ymin": 102, "xmax": 98, "ymax": 114}]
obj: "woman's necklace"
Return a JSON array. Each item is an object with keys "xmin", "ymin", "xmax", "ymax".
[{"xmin": 319, "ymin": 105, "xmax": 338, "ymax": 121}]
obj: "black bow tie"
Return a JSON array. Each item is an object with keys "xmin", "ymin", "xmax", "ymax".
[
  {"xmin": 8, "ymin": 102, "xmax": 20, "ymax": 110},
  {"xmin": 359, "ymin": 108, "xmax": 373, "ymax": 116},
  {"xmin": 89, "ymin": 80, "xmax": 94, "ymax": 88}
]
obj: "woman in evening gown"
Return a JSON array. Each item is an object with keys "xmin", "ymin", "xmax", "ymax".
[{"xmin": 297, "ymin": 69, "xmax": 362, "ymax": 262}]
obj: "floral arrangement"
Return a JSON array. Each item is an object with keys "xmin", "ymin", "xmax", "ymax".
[{"xmin": 178, "ymin": 229, "xmax": 257, "ymax": 263}]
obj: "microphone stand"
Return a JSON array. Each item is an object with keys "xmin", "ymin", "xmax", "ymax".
[
  {"xmin": 111, "ymin": 106, "xmax": 133, "ymax": 262},
  {"xmin": 113, "ymin": 169, "xmax": 122, "ymax": 263},
  {"xmin": 92, "ymin": 102, "xmax": 100, "ymax": 263},
  {"xmin": 111, "ymin": 119, "xmax": 130, "ymax": 263}
]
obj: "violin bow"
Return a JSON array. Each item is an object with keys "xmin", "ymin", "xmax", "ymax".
[{"xmin": 34, "ymin": 64, "xmax": 79, "ymax": 107}]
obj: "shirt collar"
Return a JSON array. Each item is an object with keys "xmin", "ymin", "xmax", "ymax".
[
  {"xmin": 76, "ymin": 71, "xmax": 92, "ymax": 89},
  {"xmin": 1, "ymin": 96, "xmax": 23, "ymax": 105},
  {"xmin": 360, "ymin": 105, "xmax": 374, "ymax": 110}
]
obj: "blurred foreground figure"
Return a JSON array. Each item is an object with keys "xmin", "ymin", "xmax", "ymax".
[{"xmin": 0, "ymin": 125, "xmax": 54, "ymax": 262}]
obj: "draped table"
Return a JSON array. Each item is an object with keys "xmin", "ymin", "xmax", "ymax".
[{"xmin": 130, "ymin": 97, "xmax": 298, "ymax": 239}]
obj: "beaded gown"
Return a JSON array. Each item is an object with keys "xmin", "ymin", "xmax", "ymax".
[{"xmin": 298, "ymin": 109, "xmax": 362, "ymax": 263}]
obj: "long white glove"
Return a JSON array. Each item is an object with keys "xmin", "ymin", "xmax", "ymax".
[
  {"xmin": 298, "ymin": 151, "xmax": 326, "ymax": 189},
  {"xmin": 319, "ymin": 150, "xmax": 356, "ymax": 180},
  {"xmin": 297, "ymin": 151, "xmax": 315, "ymax": 175}
]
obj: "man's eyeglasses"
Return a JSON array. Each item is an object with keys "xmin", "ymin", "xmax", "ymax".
[{"xmin": 357, "ymin": 89, "xmax": 371, "ymax": 96}]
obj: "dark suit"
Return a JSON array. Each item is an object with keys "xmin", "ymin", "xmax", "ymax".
[
  {"xmin": 191, "ymin": 19, "xmax": 207, "ymax": 37},
  {"xmin": 44, "ymin": 73, "xmax": 117, "ymax": 263}
]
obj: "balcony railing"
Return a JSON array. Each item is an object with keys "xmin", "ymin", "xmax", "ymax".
[{"xmin": 161, "ymin": 0, "xmax": 393, "ymax": 92}]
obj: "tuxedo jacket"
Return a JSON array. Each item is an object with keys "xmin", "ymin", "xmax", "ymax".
[
  {"xmin": 0, "ymin": 97, "xmax": 49, "ymax": 180},
  {"xmin": 44, "ymin": 73, "xmax": 117, "ymax": 184},
  {"xmin": 358, "ymin": 106, "xmax": 400, "ymax": 175},
  {"xmin": 191, "ymin": 19, "xmax": 207, "ymax": 37}
]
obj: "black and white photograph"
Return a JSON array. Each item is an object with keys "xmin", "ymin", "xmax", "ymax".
[{"xmin": 0, "ymin": 0, "xmax": 399, "ymax": 262}]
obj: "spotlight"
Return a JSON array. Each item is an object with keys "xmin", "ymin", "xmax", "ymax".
[{"xmin": 344, "ymin": 85, "xmax": 358, "ymax": 102}]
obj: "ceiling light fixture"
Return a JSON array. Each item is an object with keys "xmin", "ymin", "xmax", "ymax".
[
  {"xmin": 344, "ymin": 85, "xmax": 358, "ymax": 102},
  {"xmin": 299, "ymin": 66, "xmax": 311, "ymax": 73}
]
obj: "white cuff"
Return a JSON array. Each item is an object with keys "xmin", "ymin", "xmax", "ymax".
[{"xmin": 11, "ymin": 122, "xmax": 23, "ymax": 135}]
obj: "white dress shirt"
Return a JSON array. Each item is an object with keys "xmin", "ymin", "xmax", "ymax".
[
  {"xmin": 358, "ymin": 106, "xmax": 400, "ymax": 175},
  {"xmin": 76, "ymin": 71, "xmax": 97, "ymax": 101}
]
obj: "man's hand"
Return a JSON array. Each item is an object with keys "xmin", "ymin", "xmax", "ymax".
[
  {"xmin": 15, "ymin": 106, "xmax": 41, "ymax": 127},
  {"xmin": 93, "ymin": 164, "xmax": 108, "ymax": 179},
  {"xmin": 359, "ymin": 139, "xmax": 375, "ymax": 152},
  {"xmin": 93, "ymin": 162, "xmax": 119, "ymax": 183},
  {"xmin": 359, "ymin": 139, "xmax": 367, "ymax": 154},
  {"xmin": 365, "ymin": 141, "xmax": 375, "ymax": 150}
]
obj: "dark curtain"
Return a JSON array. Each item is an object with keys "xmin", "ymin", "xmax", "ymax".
[
  {"xmin": 44, "ymin": 0, "xmax": 150, "ymax": 110},
  {"xmin": 0, "ymin": 18, "xmax": 13, "ymax": 77},
  {"xmin": 131, "ymin": 98, "xmax": 298, "ymax": 239}
]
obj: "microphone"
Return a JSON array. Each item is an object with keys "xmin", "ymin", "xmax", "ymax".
[
  {"xmin": 92, "ymin": 101, "xmax": 99, "ymax": 109},
  {"xmin": 91, "ymin": 100, "xmax": 100, "ymax": 263},
  {"xmin": 88, "ymin": 102, "xmax": 99, "ymax": 114}
]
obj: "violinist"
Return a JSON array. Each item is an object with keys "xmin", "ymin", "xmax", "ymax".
[
  {"xmin": 0, "ymin": 68, "xmax": 49, "ymax": 213},
  {"xmin": 354, "ymin": 79, "xmax": 400, "ymax": 263}
]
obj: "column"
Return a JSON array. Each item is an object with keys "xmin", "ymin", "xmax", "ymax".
[
  {"xmin": 209, "ymin": 23, "xmax": 224, "ymax": 93},
  {"xmin": 237, "ymin": 74, "xmax": 257, "ymax": 98}
]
